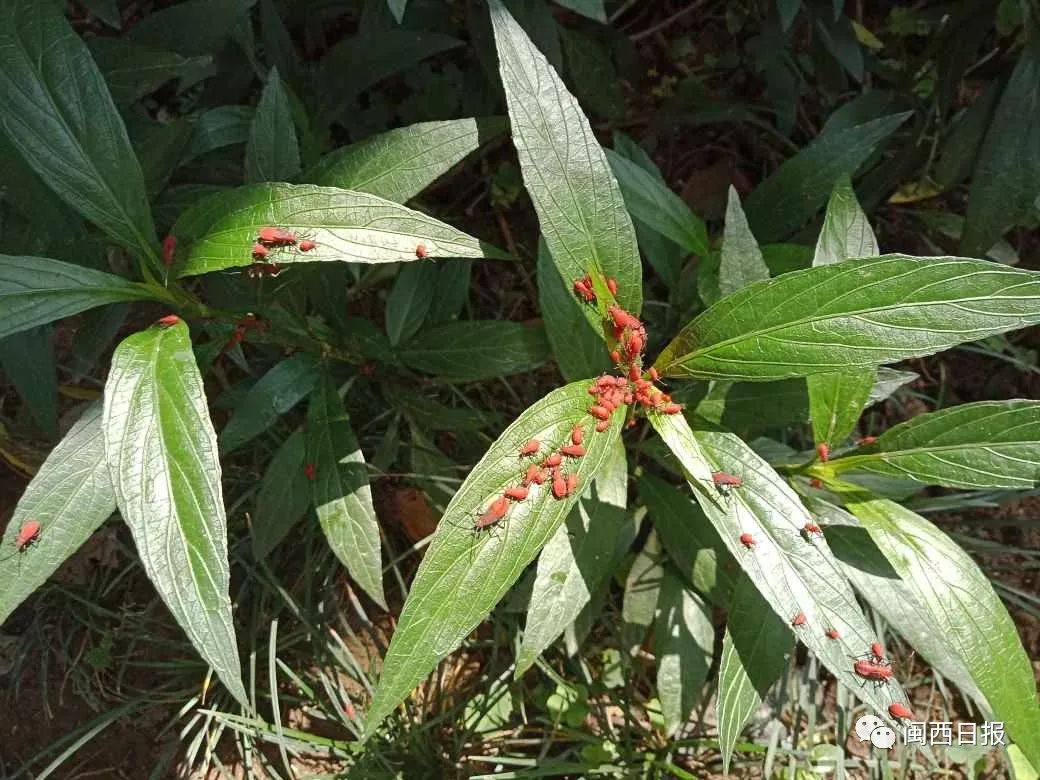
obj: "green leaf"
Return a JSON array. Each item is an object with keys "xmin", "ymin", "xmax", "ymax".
[
  {"xmin": 387, "ymin": 0, "xmax": 407, "ymax": 23},
  {"xmin": 606, "ymin": 149, "xmax": 710, "ymax": 258},
  {"xmin": 961, "ymin": 38, "xmax": 1040, "ymax": 256},
  {"xmin": 89, "ymin": 38, "xmax": 210, "ymax": 104},
  {"xmin": 828, "ymin": 400, "xmax": 1040, "ymax": 489},
  {"xmin": 128, "ymin": 0, "xmax": 255, "ymax": 56},
  {"xmin": 185, "ymin": 106, "xmax": 254, "ymax": 162},
  {"xmin": 260, "ymin": 0, "xmax": 303, "ymax": 92},
  {"xmin": 719, "ymin": 186, "xmax": 769, "ymax": 297},
  {"xmin": 0, "ymin": 255, "xmax": 154, "ymax": 340},
  {"xmin": 868, "ymin": 366, "xmax": 917, "ymax": 404},
  {"xmin": 0, "ymin": 0, "xmax": 157, "ymax": 257},
  {"xmin": 252, "ymin": 430, "xmax": 311, "ymax": 560},
  {"xmin": 81, "ymin": 0, "xmax": 121, "ymax": 28},
  {"xmin": 744, "ymin": 113, "xmax": 911, "ymax": 241},
  {"xmin": 640, "ymin": 473, "xmax": 736, "ymax": 608},
  {"xmin": 655, "ymin": 256, "xmax": 1040, "ymax": 381},
  {"xmin": 554, "ymin": 0, "xmax": 606, "ymax": 22},
  {"xmin": 516, "ymin": 438, "xmax": 627, "ymax": 674},
  {"xmin": 843, "ymin": 491, "xmax": 1040, "ymax": 767},
  {"xmin": 219, "ymin": 355, "xmax": 320, "ymax": 454},
  {"xmin": 245, "ymin": 68, "xmax": 301, "ymax": 184},
  {"xmin": 537, "ymin": 240, "xmax": 612, "ymax": 381},
  {"xmin": 307, "ymin": 374, "xmax": 385, "ymax": 608},
  {"xmin": 102, "ymin": 320, "xmax": 247, "ymax": 707},
  {"xmin": 696, "ymin": 379, "xmax": 809, "ymax": 439},
  {"xmin": 173, "ymin": 183, "xmax": 507, "ymax": 277},
  {"xmin": 654, "ymin": 569, "xmax": 713, "ymax": 736},
  {"xmin": 303, "ymin": 118, "xmax": 507, "ymax": 204},
  {"xmin": 135, "ymin": 118, "xmax": 194, "ymax": 197},
  {"xmin": 621, "ymin": 529, "xmax": 663, "ymax": 655},
  {"xmin": 397, "ymin": 321, "xmax": 550, "ymax": 382},
  {"xmin": 647, "ymin": 411, "xmax": 913, "ymax": 721},
  {"xmin": 386, "ymin": 263, "xmax": 441, "ymax": 347},
  {"xmin": 0, "ymin": 403, "xmax": 116, "ymax": 624},
  {"xmin": 365, "ymin": 379, "xmax": 625, "ymax": 734},
  {"xmin": 813, "ymin": 175, "xmax": 878, "ymax": 266},
  {"xmin": 808, "ymin": 367, "xmax": 876, "ymax": 447},
  {"xmin": 560, "ymin": 28, "xmax": 622, "ymax": 120},
  {"xmin": 490, "ymin": 0, "xmax": 642, "ymax": 332},
  {"xmin": 428, "ymin": 260, "xmax": 473, "ymax": 323},
  {"xmin": 718, "ymin": 575, "xmax": 794, "ymax": 775},
  {"xmin": 0, "ymin": 326, "xmax": 58, "ymax": 439}
]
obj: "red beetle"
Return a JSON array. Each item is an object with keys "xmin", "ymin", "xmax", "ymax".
[
  {"xmin": 14, "ymin": 520, "xmax": 41, "ymax": 551},
  {"xmin": 156, "ymin": 314, "xmax": 180, "ymax": 327},
  {"xmin": 739, "ymin": 532, "xmax": 755, "ymax": 549},
  {"xmin": 791, "ymin": 612, "xmax": 807, "ymax": 627},
  {"xmin": 257, "ymin": 227, "xmax": 297, "ymax": 246},
  {"xmin": 162, "ymin": 234, "xmax": 177, "ymax": 265},
  {"xmin": 888, "ymin": 703, "xmax": 914, "ymax": 720}
]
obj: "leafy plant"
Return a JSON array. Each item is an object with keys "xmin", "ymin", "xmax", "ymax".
[{"xmin": 1, "ymin": 0, "xmax": 1039, "ymax": 776}]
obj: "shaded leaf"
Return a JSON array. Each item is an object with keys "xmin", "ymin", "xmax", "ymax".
[
  {"xmin": 103, "ymin": 320, "xmax": 247, "ymax": 706},
  {"xmin": 173, "ymin": 183, "xmax": 506, "ymax": 277},
  {"xmin": 365, "ymin": 379, "xmax": 625, "ymax": 733},
  {"xmin": 252, "ymin": 430, "xmax": 311, "ymax": 560},
  {"xmin": 719, "ymin": 186, "xmax": 769, "ymax": 297},
  {"xmin": 128, "ymin": 0, "xmax": 256, "ymax": 57},
  {"xmin": 0, "ymin": 404, "xmax": 115, "ymax": 624},
  {"xmin": 307, "ymin": 374, "xmax": 386, "ymax": 608},
  {"xmin": 622, "ymin": 529, "xmax": 662, "ymax": 655},
  {"xmin": 561, "ymin": 28, "xmax": 622, "ymax": 119},
  {"xmin": 0, "ymin": 0, "xmax": 156, "ymax": 256},
  {"xmin": 185, "ymin": 106, "xmax": 254, "ymax": 162},
  {"xmin": 386, "ymin": 263, "xmax": 441, "ymax": 346},
  {"xmin": 655, "ymin": 569, "xmax": 713, "ymax": 736},
  {"xmin": 245, "ymin": 68, "xmax": 301, "ymax": 184},
  {"xmin": 655, "ymin": 256, "xmax": 1040, "ymax": 381},
  {"xmin": 89, "ymin": 38, "xmax": 210, "ymax": 104},
  {"xmin": 0, "ymin": 326, "xmax": 58, "ymax": 439},
  {"xmin": 398, "ymin": 321, "xmax": 550, "ymax": 382},
  {"xmin": 554, "ymin": 0, "xmax": 606, "ymax": 22}
]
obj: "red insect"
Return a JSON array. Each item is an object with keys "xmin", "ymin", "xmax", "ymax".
[
  {"xmin": 359, "ymin": 362, "xmax": 377, "ymax": 377},
  {"xmin": 627, "ymin": 333, "xmax": 644, "ymax": 357},
  {"xmin": 870, "ymin": 641, "xmax": 885, "ymax": 661},
  {"xmin": 854, "ymin": 659, "xmax": 893, "ymax": 683},
  {"xmin": 560, "ymin": 444, "xmax": 586, "ymax": 458},
  {"xmin": 606, "ymin": 277, "xmax": 618, "ymax": 296},
  {"xmin": 825, "ymin": 627, "xmax": 841, "ymax": 640},
  {"xmin": 888, "ymin": 703, "xmax": 914, "ymax": 721},
  {"xmin": 566, "ymin": 473, "xmax": 579, "ymax": 494},
  {"xmin": 739, "ymin": 532, "xmax": 755, "ymax": 549},
  {"xmin": 14, "ymin": 520, "xmax": 41, "ymax": 551},
  {"xmin": 802, "ymin": 522, "xmax": 823, "ymax": 537},
  {"xmin": 252, "ymin": 242, "xmax": 270, "ymax": 259},
  {"xmin": 573, "ymin": 278, "xmax": 595, "ymax": 302},
  {"xmin": 816, "ymin": 442, "xmax": 830, "ymax": 462},
  {"xmin": 162, "ymin": 234, "xmax": 177, "ymax": 265},
  {"xmin": 589, "ymin": 405, "xmax": 609, "ymax": 421},
  {"xmin": 519, "ymin": 439, "xmax": 540, "ymax": 457},
  {"xmin": 544, "ymin": 453, "xmax": 563, "ymax": 468},
  {"xmin": 809, "ymin": 477, "xmax": 823, "ymax": 489},
  {"xmin": 156, "ymin": 314, "xmax": 180, "ymax": 327},
  {"xmin": 522, "ymin": 465, "xmax": 544, "ymax": 486},
  {"xmin": 552, "ymin": 472, "xmax": 568, "ymax": 499},
  {"xmin": 791, "ymin": 612, "xmax": 807, "ymax": 627},
  {"xmin": 415, "ymin": 242, "xmax": 428, "ymax": 259},
  {"xmin": 477, "ymin": 496, "xmax": 510, "ymax": 529},
  {"xmin": 660, "ymin": 404, "xmax": 683, "ymax": 415},
  {"xmin": 609, "ymin": 350, "xmax": 621, "ymax": 363},
  {"xmin": 571, "ymin": 425, "xmax": 584, "ymax": 446},
  {"xmin": 596, "ymin": 420, "xmax": 610, "ymax": 432},
  {"xmin": 299, "ymin": 240, "xmax": 317, "ymax": 252},
  {"xmin": 304, "ymin": 463, "xmax": 316, "ymax": 481},
  {"xmin": 857, "ymin": 435, "xmax": 877, "ymax": 446},
  {"xmin": 712, "ymin": 471, "xmax": 743, "ymax": 490},
  {"xmin": 628, "ymin": 364, "xmax": 641, "ymax": 382},
  {"xmin": 648, "ymin": 367, "xmax": 660, "ymax": 382},
  {"xmin": 257, "ymin": 226, "xmax": 297, "ymax": 246},
  {"xmin": 504, "ymin": 486, "xmax": 529, "ymax": 502}
]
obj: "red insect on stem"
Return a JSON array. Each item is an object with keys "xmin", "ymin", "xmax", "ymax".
[
  {"xmin": 609, "ymin": 350, "xmax": 621, "ymax": 363},
  {"xmin": 156, "ymin": 314, "xmax": 180, "ymax": 327},
  {"xmin": 571, "ymin": 425, "xmax": 584, "ymax": 446},
  {"xmin": 299, "ymin": 240, "xmax": 317, "ymax": 252},
  {"xmin": 809, "ymin": 477, "xmax": 823, "ymax": 489},
  {"xmin": 589, "ymin": 405, "xmax": 609, "ymax": 421},
  {"xmin": 739, "ymin": 532, "xmax": 755, "ymax": 549},
  {"xmin": 304, "ymin": 463, "xmax": 316, "ymax": 482},
  {"xmin": 519, "ymin": 439, "xmax": 540, "ymax": 457},
  {"xmin": 415, "ymin": 243, "xmax": 428, "ymax": 259},
  {"xmin": 888, "ymin": 703, "xmax": 914, "ymax": 721},
  {"xmin": 870, "ymin": 641, "xmax": 885, "ymax": 661},
  {"xmin": 504, "ymin": 486, "xmax": 529, "ymax": 502},
  {"xmin": 606, "ymin": 277, "xmax": 618, "ymax": 296},
  {"xmin": 648, "ymin": 367, "xmax": 660, "ymax": 382},
  {"xmin": 258, "ymin": 227, "xmax": 297, "ymax": 246},
  {"xmin": 825, "ymin": 627, "xmax": 841, "ymax": 640},
  {"xmin": 791, "ymin": 612, "xmax": 807, "ymax": 626},
  {"xmin": 660, "ymin": 404, "xmax": 683, "ymax": 415},
  {"xmin": 560, "ymin": 444, "xmax": 586, "ymax": 458},
  {"xmin": 14, "ymin": 520, "xmax": 41, "ymax": 551},
  {"xmin": 816, "ymin": 442, "xmax": 830, "ymax": 462},
  {"xmin": 162, "ymin": 234, "xmax": 177, "ymax": 266}
]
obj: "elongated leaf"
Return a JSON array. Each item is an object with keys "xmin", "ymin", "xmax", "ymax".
[
  {"xmin": 744, "ymin": 113, "xmax": 911, "ymax": 241},
  {"xmin": 516, "ymin": 438, "xmax": 627, "ymax": 674},
  {"xmin": 0, "ymin": 404, "xmax": 116, "ymax": 624},
  {"xmin": 387, "ymin": 0, "xmax": 407, "ymax": 23},
  {"xmin": 719, "ymin": 186, "xmax": 769, "ymax": 297},
  {"xmin": 304, "ymin": 118, "xmax": 507, "ymax": 203},
  {"xmin": 397, "ymin": 321, "xmax": 550, "ymax": 382},
  {"xmin": 219, "ymin": 355, "xmax": 320, "ymax": 454},
  {"xmin": 962, "ymin": 38, "xmax": 1040, "ymax": 256},
  {"xmin": 813, "ymin": 175, "xmax": 878, "ymax": 266},
  {"xmin": 260, "ymin": 0, "xmax": 303, "ymax": 92},
  {"xmin": 173, "ymin": 183, "xmax": 507, "ymax": 277},
  {"xmin": 365, "ymin": 380, "xmax": 625, "ymax": 733},
  {"xmin": 606, "ymin": 149, "xmax": 709, "ymax": 257},
  {"xmin": 868, "ymin": 366, "xmax": 917, "ymax": 404},
  {"xmin": 252, "ymin": 430, "xmax": 311, "ymax": 560},
  {"xmin": 386, "ymin": 263, "xmax": 440, "ymax": 347},
  {"xmin": 89, "ymin": 38, "xmax": 210, "ymax": 104},
  {"xmin": 622, "ymin": 528, "xmax": 663, "ymax": 655},
  {"xmin": 307, "ymin": 374, "xmax": 385, "ymax": 608},
  {"xmin": 103, "ymin": 320, "xmax": 247, "ymax": 706},
  {"xmin": 0, "ymin": 326, "xmax": 58, "ymax": 439},
  {"xmin": 648, "ymin": 411, "xmax": 912, "ymax": 722},
  {"xmin": 490, "ymin": 0, "xmax": 641, "ymax": 332},
  {"xmin": 0, "ymin": 0, "xmax": 156, "ymax": 256},
  {"xmin": 718, "ymin": 575, "xmax": 794, "ymax": 774},
  {"xmin": 828, "ymin": 400, "xmax": 1040, "ymax": 489},
  {"xmin": 561, "ymin": 28, "xmax": 622, "ymax": 120},
  {"xmin": 554, "ymin": 0, "xmax": 606, "ymax": 22},
  {"xmin": 185, "ymin": 106, "xmax": 254, "ymax": 161},
  {"xmin": 245, "ymin": 68, "xmax": 300, "ymax": 184},
  {"xmin": 655, "ymin": 256, "xmax": 1040, "ymax": 381},
  {"xmin": 128, "ymin": 0, "xmax": 255, "ymax": 56},
  {"xmin": 842, "ymin": 490, "xmax": 1040, "ymax": 767},
  {"xmin": 0, "ymin": 255, "xmax": 153, "ymax": 340},
  {"xmin": 655, "ymin": 570, "xmax": 713, "ymax": 736},
  {"xmin": 537, "ymin": 240, "xmax": 612, "ymax": 381}
]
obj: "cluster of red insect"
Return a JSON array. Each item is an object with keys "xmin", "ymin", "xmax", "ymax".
[
  {"xmin": 572, "ymin": 273, "xmax": 617, "ymax": 302},
  {"xmin": 245, "ymin": 226, "xmax": 318, "ymax": 278}
]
